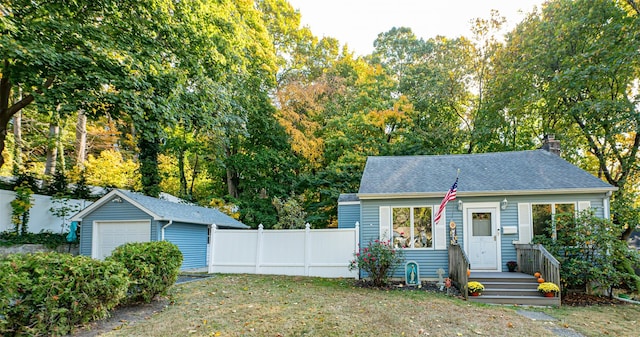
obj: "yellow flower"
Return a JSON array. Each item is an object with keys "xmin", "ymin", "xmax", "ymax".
[
  {"xmin": 467, "ymin": 281, "xmax": 485, "ymax": 293},
  {"xmin": 537, "ymin": 282, "xmax": 560, "ymax": 293}
]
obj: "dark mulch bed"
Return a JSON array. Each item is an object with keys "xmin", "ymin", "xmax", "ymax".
[
  {"xmin": 561, "ymin": 292, "xmax": 628, "ymax": 306},
  {"xmin": 354, "ymin": 280, "xmax": 463, "ymax": 297}
]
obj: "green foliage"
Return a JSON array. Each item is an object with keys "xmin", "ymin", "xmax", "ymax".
[
  {"xmin": 349, "ymin": 239, "xmax": 404, "ymax": 287},
  {"xmin": 48, "ymin": 194, "xmax": 81, "ymax": 233},
  {"xmin": 72, "ymin": 170, "xmax": 92, "ymax": 200},
  {"xmin": 10, "ymin": 182, "xmax": 33, "ymax": 235},
  {"xmin": 488, "ymin": 0, "xmax": 640, "ymax": 236},
  {"xmin": 47, "ymin": 170, "xmax": 69, "ymax": 196},
  {"xmin": 107, "ymin": 241, "xmax": 183, "ymax": 304},
  {"xmin": 0, "ymin": 231, "xmax": 69, "ymax": 249},
  {"xmin": 0, "ymin": 252, "xmax": 129, "ymax": 336},
  {"xmin": 534, "ymin": 211, "xmax": 640, "ymax": 293},
  {"xmin": 272, "ymin": 194, "xmax": 307, "ymax": 229}
]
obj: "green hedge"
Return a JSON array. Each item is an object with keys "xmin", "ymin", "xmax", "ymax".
[
  {"xmin": 108, "ymin": 241, "xmax": 183, "ymax": 304},
  {"xmin": 0, "ymin": 253, "xmax": 129, "ymax": 336}
]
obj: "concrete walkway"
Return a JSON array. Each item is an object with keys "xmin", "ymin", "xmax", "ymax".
[{"xmin": 516, "ymin": 310, "xmax": 585, "ymax": 337}]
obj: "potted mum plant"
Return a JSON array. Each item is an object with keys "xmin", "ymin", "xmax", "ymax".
[
  {"xmin": 506, "ymin": 261, "xmax": 517, "ymax": 272},
  {"xmin": 467, "ymin": 281, "xmax": 485, "ymax": 296},
  {"xmin": 537, "ymin": 282, "xmax": 560, "ymax": 297}
]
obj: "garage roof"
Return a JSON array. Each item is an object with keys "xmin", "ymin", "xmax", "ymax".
[{"xmin": 71, "ymin": 189, "xmax": 248, "ymax": 229}]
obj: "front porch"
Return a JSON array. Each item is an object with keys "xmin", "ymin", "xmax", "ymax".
[{"xmin": 449, "ymin": 243, "xmax": 561, "ymax": 306}]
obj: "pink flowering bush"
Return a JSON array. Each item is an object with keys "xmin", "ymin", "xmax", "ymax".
[{"xmin": 349, "ymin": 239, "xmax": 404, "ymax": 287}]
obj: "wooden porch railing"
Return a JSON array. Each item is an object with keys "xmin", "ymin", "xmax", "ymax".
[
  {"xmin": 448, "ymin": 243, "xmax": 470, "ymax": 300},
  {"xmin": 515, "ymin": 243, "xmax": 561, "ymax": 300}
]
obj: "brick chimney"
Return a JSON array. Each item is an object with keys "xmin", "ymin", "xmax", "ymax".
[{"xmin": 541, "ymin": 134, "xmax": 561, "ymax": 156}]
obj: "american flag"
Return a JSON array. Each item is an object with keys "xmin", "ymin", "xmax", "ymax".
[{"xmin": 434, "ymin": 177, "xmax": 458, "ymax": 225}]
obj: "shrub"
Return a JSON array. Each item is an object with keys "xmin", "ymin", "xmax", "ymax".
[
  {"xmin": 0, "ymin": 252, "xmax": 129, "ymax": 336},
  {"xmin": 349, "ymin": 239, "xmax": 404, "ymax": 287},
  {"xmin": 534, "ymin": 210, "xmax": 640, "ymax": 294},
  {"xmin": 108, "ymin": 241, "xmax": 183, "ymax": 304},
  {"xmin": 0, "ymin": 231, "xmax": 69, "ymax": 249}
]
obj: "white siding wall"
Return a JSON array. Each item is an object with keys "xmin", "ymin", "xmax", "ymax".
[{"xmin": 0, "ymin": 190, "xmax": 91, "ymax": 233}]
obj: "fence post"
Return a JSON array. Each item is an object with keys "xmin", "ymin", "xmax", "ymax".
[
  {"xmin": 255, "ymin": 224, "xmax": 264, "ymax": 274},
  {"xmin": 304, "ymin": 223, "xmax": 311, "ymax": 276},
  {"xmin": 208, "ymin": 224, "xmax": 217, "ymax": 274},
  {"xmin": 354, "ymin": 221, "xmax": 360, "ymax": 280}
]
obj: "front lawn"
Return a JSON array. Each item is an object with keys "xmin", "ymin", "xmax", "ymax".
[{"xmin": 85, "ymin": 274, "xmax": 617, "ymax": 337}]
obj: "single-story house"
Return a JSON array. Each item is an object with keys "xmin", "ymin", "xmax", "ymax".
[
  {"xmin": 70, "ymin": 189, "xmax": 248, "ymax": 270},
  {"xmin": 339, "ymin": 141, "xmax": 616, "ymax": 279}
]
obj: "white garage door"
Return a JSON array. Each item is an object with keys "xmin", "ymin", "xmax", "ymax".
[{"xmin": 92, "ymin": 220, "xmax": 151, "ymax": 259}]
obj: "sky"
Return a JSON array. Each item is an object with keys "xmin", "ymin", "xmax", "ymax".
[{"xmin": 287, "ymin": 0, "xmax": 547, "ymax": 56}]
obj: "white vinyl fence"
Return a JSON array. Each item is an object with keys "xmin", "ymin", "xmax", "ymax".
[
  {"xmin": 209, "ymin": 223, "xmax": 359, "ymax": 278},
  {"xmin": 0, "ymin": 189, "xmax": 91, "ymax": 234}
]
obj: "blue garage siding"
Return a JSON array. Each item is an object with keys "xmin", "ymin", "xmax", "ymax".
[
  {"xmin": 164, "ymin": 222, "xmax": 208, "ymax": 270},
  {"xmin": 79, "ymin": 199, "xmax": 154, "ymax": 257},
  {"xmin": 338, "ymin": 204, "xmax": 360, "ymax": 228}
]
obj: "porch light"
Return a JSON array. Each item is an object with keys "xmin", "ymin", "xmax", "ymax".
[
  {"xmin": 501, "ymin": 198, "xmax": 508, "ymax": 210},
  {"xmin": 457, "ymin": 200, "xmax": 463, "ymax": 211}
]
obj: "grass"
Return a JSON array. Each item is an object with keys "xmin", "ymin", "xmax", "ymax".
[
  {"xmin": 100, "ymin": 274, "xmax": 639, "ymax": 337},
  {"xmin": 544, "ymin": 303, "xmax": 640, "ymax": 336}
]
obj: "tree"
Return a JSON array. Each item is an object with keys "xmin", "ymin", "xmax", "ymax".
[
  {"xmin": 0, "ymin": 0, "xmax": 126, "ymax": 170},
  {"xmin": 10, "ymin": 182, "xmax": 33, "ymax": 235},
  {"xmin": 487, "ymin": 0, "xmax": 640, "ymax": 238},
  {"xmin": 272, "ymin": 194, "xmax": 307, "ymax": 229},
  {"xmin": 535, "ymin": 211, "xmax": 640, "ymax": 295}
]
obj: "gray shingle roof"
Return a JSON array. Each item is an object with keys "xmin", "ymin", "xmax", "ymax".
[
  {"xmin": 358, "ymin": 150, "xmax": 615, "ymax": 196},
  {"xmin": 338, "ymin": 193, "xmax": 360, "ymax": 203},
  {"xmin": 118, "ymin": 189, "xmax": 248, "ymax": 228}
]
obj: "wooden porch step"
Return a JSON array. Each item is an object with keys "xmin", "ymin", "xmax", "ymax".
[
  {"xmin": 480, "ymin": 281, "xmax": 540, "ymax": 290},
  {"xmin": 468, "ymin": 272, "xmax": 560, "ymax": 306},
  {"xmin": 469, "ymin": 294, "xmax": 560, "ymax": 306},
  {"xmin": 482, "ymin": 288, "xmax": 540, "ymax": 297}
]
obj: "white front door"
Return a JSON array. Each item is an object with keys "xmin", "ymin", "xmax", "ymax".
[{"xmin": 464, "ymin": 204, "xmax": 500, "ymax": 271}]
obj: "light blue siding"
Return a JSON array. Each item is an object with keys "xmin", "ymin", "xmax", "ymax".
[
  {"xmin": 164, "ymin": 222, "xmax": 209, "ymax": 270},
  {"xmin": 78, "ymin": 198, "xmax": 209, "ymax": 270},
  {"xmin": 360, "ymin": 192, "xmax": 609, "ymax": 277},
  {"xmin": 79, "ymin": 199, "xmax": 154, "ymax": 256},
  {"xmin": 360, "ymin": 197, "xmax": 462, "ymax": 278},
  {"xmin": 338, "ymin": 204, "xmax": 360, "ymax": 228}
]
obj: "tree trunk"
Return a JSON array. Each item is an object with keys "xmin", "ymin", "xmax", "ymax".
[
  {"xmin": 11, "ymin": 86, "xmax": 23, "ymax": 174},
  {"xmin": 75, "ymin": 109, "xmax": 87, "ymax": 169},
  {"xmin": 12, "ymin": 111, "xmax": 22, "ymax": 173},
  {"xmin": 224, "ymin": 144, "xmax": 239, "ymax": 198},
  {"xmin": 178, "ymin": 150, "xmax": 187, "ymax": 197},
  {"xmin": 44, "ymin": 122, "xmax": 59, "ymax": 176},
  {"xmin": 189, "ymin": 153, "xmax": 199, "ymax": 199},
  {"xmin": 0, "ymin": 59, "xmax": 11, "ymax": 170},
  {"xmin": 0, "ymin": 59, "xmax": 53, "ymax": 170}
]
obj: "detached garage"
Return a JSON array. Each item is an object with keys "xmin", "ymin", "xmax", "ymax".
[{"xmin": 71, "ymin": 189, "xmax": 248, "ymax": 270}]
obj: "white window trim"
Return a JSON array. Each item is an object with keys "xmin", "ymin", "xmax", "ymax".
[
  {"xmin": 390, "ymin": 206, "xmax": 435, "ymax": 250},
  {"xmin": 531, "ymin": 201, "xmax": 578, "ymax": 240}
]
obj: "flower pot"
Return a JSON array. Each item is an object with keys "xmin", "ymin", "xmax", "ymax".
[
  {"xmin": 507, "ymin": 266, "xmax": 516, "ymax": 272},
  {"xmin": 544, "ymin": 292, "xmax": 555, "ymax": 297},
  {"xmin": 470, "ymin": 292, "xmax": 480, "ymax": 296}
]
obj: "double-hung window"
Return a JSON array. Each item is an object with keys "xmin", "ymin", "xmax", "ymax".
[
  {"xmin": 532, "ymin": 203, "xmax": 575, "ymax": 239},
  {"xmin": 392, "ymin": 206, "xmax": 432, "ymax": 249}
]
